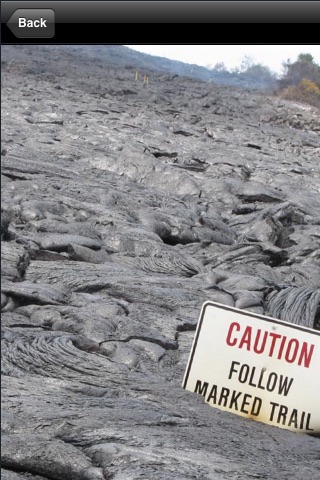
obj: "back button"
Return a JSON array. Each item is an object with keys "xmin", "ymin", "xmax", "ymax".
[{"xmin": 7, "ymin": 9, "xmax": 55, "ymax": 38}]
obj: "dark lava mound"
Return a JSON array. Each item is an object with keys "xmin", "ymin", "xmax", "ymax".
[{"xmin": 1, "ymin": 45, "xmax": 320, "ymax": 480}]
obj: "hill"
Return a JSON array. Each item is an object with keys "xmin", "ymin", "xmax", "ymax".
[{"xmin": 1, "ymin": 44, "xmax": 320, "ymax": 480}]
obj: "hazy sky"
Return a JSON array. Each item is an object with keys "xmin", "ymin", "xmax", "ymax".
[{"xmin": 125, "ymin": 45, "xmax": 320, "ymax": 75}]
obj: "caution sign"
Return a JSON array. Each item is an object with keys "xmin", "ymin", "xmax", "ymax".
[{"xmin": 182, "ymin": 301, "xmax": 320, "ymax": 433}]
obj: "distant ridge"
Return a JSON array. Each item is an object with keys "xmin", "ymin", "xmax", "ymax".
[{"xmin": 65, "ymin": 45, "xmax": 276, "ymax": 90}]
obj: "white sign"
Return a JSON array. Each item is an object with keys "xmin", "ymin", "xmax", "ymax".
[{"xmin": 183, "ymin": 301, "xmax": 320, "ymax": 434}]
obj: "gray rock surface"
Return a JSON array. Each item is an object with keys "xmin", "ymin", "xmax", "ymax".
[{"xmin": 1, "ymin": 45, "xmax": 320, "ymax": 480}]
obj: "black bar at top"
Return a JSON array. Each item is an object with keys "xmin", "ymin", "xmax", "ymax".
[
  {"xmin": 2, "ymin": 1, "xmax": 320, "ymax": 23},
  {"xmin": 2, "ymin": 30, "xmax": 318, "ymax": 46},
  {"xmin": 2, "ymin": 2, "xmax": 320, "ymax": 43},
  {"xmin": 4, "ymin": 23, "xmax": 319, "ymax": 44}
]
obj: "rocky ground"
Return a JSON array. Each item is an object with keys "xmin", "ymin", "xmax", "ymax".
[{"xmin": 1, "ymin": 45, "xmax": 320, "ymax": 480}]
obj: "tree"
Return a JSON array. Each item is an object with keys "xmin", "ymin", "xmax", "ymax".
[
  {"xmin": 240, "ymin": 55, "xmax": 254, "ymax": 72},
  {"xmin": 242, "ymin": 63, "xmax": 274, "ymax": 81},
  {"xmin": 278, "ymin": 53, "xmax": 320, "ymax": 108},
  {"xmin": 213, "ymin": 62, "xmax": 227, "ymax": 72},
  {"xmin": 297, "ymin": 53, "xmax": 314, "ymax": 63},
  {"xmin": 239, "ymin": 57, "xmax": 276, "ymax": 88},
  {"xmin": 279, "ymin": 53, "xmax": 320, "ymax": 88}
]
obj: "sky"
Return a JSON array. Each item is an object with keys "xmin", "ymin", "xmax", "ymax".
[{"xmin": 125, "ymin": 45, "xmax": 320, "ymax": 75}]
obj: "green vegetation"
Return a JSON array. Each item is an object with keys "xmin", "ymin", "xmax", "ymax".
[
  {"xmin": 209, "ymin": 53, "xmax": 320, "ymax": 107},
  {"xmin": 278, "ymin": 53, "xmax": 320, "ymax": 108}
]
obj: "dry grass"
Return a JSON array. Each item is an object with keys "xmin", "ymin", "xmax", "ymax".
[{"xmin": 280, "ymin": 78, "xmax": 320, "ymax": 108}]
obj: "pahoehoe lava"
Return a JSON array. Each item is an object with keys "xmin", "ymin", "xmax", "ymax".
[{"xmin": 1, "ymin": 45, "xmax": 320, "ymax": 480}]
